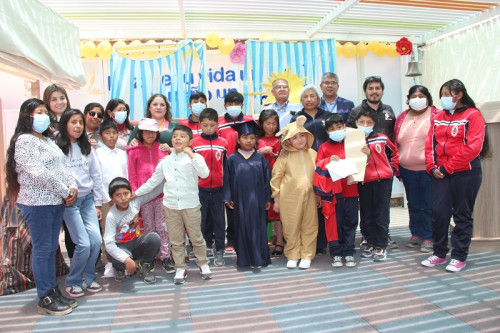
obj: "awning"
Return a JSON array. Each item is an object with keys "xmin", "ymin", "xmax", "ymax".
[{"xmin": 0, "ymin": 0, "xmax": 86, "ymax": 89}]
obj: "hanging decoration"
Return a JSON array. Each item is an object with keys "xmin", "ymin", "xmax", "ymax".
[
  {"xmin": 341, "ymin": 42, "xmax": 356, "ymax": 58},
  {"xmin": 367, "ymin": 40, "xmax": 380, "ymax": 53},
  {"xmin": 81, "ymin": 41, "xmax": 97, "ymax": 59},
  {"xmin": 96, "ymin": 41, "xmax": 112, "ymax": 60},
  {"xmin": 396, "ymin": 37, "xmax": 413, "ymax": 55},
  {"xmin": 259, "ymin": 34, "xmax": 275, "ymax": 42},
  {"xmin": 375, "ymin": 43, "xmax": 389, "ymax": 57},
  {"xmin": 355, "ymin": 42, "xmax": 368, "ymax": 57},
  {"xmin": 206, "ymin": 33, "xmax": 221, "ymax": 48},
  {"xmin": 336, "ymin": 42, "xmax": 342, "ymax": 57},
  {"xmin": 219, "ymin": 38, "xmax": 235, "ymax": 55},
  {"xmin": 144, "ymin": 40, "xmax": 159, "ymax": 58},
  {"xmin": 230, "ymin": 42, "xmax": 246, "ymax": 64},
  {"xmin": 387, "ymin": 43, "xmax": 399, "ymax": 58}
]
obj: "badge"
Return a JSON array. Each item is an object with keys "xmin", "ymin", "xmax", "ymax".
[
  {"xmin": 216, "ymin": 150, "xmax": 222, "ymax": 160},
  {"xmin": 451, "ymin": 125, "xmax": 459, "ymax": 137},
  {"xmin": 375, "ymin": 144, "xmax": 382, "ymax": 154}
]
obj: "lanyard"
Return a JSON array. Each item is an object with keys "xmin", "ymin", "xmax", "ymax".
[{"xmin": 325, "ymin": 100, "xmax": 338, "ymax": 113}]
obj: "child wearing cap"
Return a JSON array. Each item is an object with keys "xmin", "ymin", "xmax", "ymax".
[
  {"xmin": 223, "ymin": 120, "xmax": 272, "ymax": 268},
  {"xmin": 126, "ymin": 118, "xmax": 174, "ymax": 273},
  {"xmin": 270, "ymin": 116, "xmax": 320, "ymax": 270}
]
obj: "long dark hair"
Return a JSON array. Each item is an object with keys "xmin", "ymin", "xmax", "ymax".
[
  {"xmin": 145, "ymin": 94, "xmax": 172, "ymax": 121},
  {"xmin": 56, "ymin": 109, "xmax": 91, "ymax": 156},
  {"xmin": 439, "ymin": 79, "xmax": 490, "ymax": 158},
  {"xmin": 258, "ymin": 109, "xmax": 280, "ymax": 138},
  {"xmin": 43, "ymin": 84, "xmax": 71, "ymax": 124},
  {"xmin": 5, "ymin": 98, "xmax": 47, "ymax": 200},
  {"xmin": 104, "ymin": 98, "xmax": 133, "ymax": 130}
]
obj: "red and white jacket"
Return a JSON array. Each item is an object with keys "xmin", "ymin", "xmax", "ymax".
[
  {"xmin": 425, "ymin": 106, "xmax": 485, "ymax": 175},
  {"xmin": 179, "ymin": 115, "xmax": 203, "ymax": 139},
  {"xmin": 192, "ymin": 132, "xmax": 228, "ymax": 188},
  {"xmin": 218, "ymin": 113, "xmax": 255, "ymax": 156},
  {"xmin": 364, "ymin": 132, "xmax": 399, "ymax": 183}
]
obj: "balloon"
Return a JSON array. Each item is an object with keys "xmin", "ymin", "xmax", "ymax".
[
  {"xmin": 97, "ymin": 41, "xmax": 112, "ymax": 60},
  {"xmin": 128, "ymin": 40, "xmax": 143, "ymax": 58},
  {"xmin": 387, "ymin": 43, "xmax": 399, "ymax": 57},
  {"xmin": 259, "ymin": 34, "xmax": 275, "ymax": 42},
  {"xmin": 376, "ymin": 43, "xmax": 388, "ymax": 56},
  {"xmin": 206, "ymin": 33, "xmax": 221, "ymax": 48},
  {"xmin": 113, "ymin": 40, "xmax": 126, "ymax": 56},
  {"xmin": 355, "ymin": 42, "xmax": 368, "ymax": 57},
  {"xmin": 336, "ymin": 42, "xmax": 342, "ymax": 57},
  {"xmin": 367, "ymin": 40, "xmax": 380, "ymax": 53},
  {"xmin": 144, "ymin": 40, "xmax": 159, "ymax": 58},
  {"xmin": 219, "ymin": 38, "xmax": 235, "ymax": 55},
  {"xmin": 342, "ymin": 42, "xmax": 356, "ymax": 58},
  {"xmin": 81, "ymin": 41, "xmax": 97, "ymax": 59}
]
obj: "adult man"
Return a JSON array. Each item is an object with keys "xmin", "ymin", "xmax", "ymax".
[
  {"xmin": 319, "ymin": 72, "xmax": 354, "ymax": 123},
  {"xmin": 261, "ymin": 78, "xmax": 302, "ymax": 129}
]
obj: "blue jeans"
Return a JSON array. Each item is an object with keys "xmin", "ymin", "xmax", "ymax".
[
  {"xmin": 400, "ymin": 166, "xmax": 433, "ymax": 241},
  {"xmin": 64, "ymin": 193, "xmax": 101, "ymax": 287},
  {"xmin": 17, "ymin": 203, "xmax": 64, "ymax": 298}
]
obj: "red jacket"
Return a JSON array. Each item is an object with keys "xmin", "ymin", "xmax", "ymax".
[
  {"xmin": 126, "ymin": 141, "xmax": 168, "ymax": 192},
  {"xmin": 425, "ymin": 106, "xmax": 485, "ymax": 175},
  {"xmin": 180, "ymin": 115, "xmax": 204, "ymax": 139},
  {"xmin": 218, "ymin": 113, "xmax": 255, "ymax": 156},
  {"xmin": 192, "ymin": 133, "xmax": 228, "ymax": 188},
  {"xmin": 364, "ymin": 132, "xmax": 399, "ymax": 183}
]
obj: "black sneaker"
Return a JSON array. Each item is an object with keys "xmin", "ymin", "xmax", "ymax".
[
  {"xmin": 162, "ymin": 258, "xmax": 176, "ymax": 274},
  {"xmin": 214, "ymin": 250, "xmax": 225, "ymax": 267},
  {"xmin": 52, "ymin": 287, "xmax": 77, "ymax": 309},
  {"xmin": 38, "ymin": 289, "xmax": 72, "ymax": 316},
  {"xmin": 114, "ymin": 268, "xmax": 128, "ymax": 282},
  {"xmin": 387, "ymin": 236, "xmax": 398, "ymax": 249},
  {"xmin": 138, "ymin": 262, "xmax": 156, "ymax": 284}
]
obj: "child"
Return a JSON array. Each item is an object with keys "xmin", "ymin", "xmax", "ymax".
[
  {"xmin": 224, "ymin": 120, "xmax": 272, "ymax": 268},
  {"xmin": 271, "ymin": 116, "xmax": 320, "ymax": 270},
  {"xmin": 192, "ymin": 108, "xmax": 228, "ymax": 266},
  {"xmin": 126, "ymin": 118, "xmax": 174, "ymax": 273},
  {"xmin": 356, "ymin": 109, "xmax": 399, "ymax": 262},
  {"xmin": 179, "ymin": 92, "xmax": 208, "ymax": 139},
  {"xmin": 103, "ymin": 177, "xmax": 162, "ymax": 284},
  {"xmin": 257, "ymin": 109, "xmax": 283, "ymax": 256},
  {"xmin": 134, "ymin": 125, "xmax": 212, "ymax": 285},
  {"xmin": 314, "ymin": 114, "xmax": 359, "ymax": 268},
  {"xmin": 56, "ymin": 109, "xmax": 103, "ymax": 298},
  {"xmin": 96, "ymin": 119, "xmax": 128, "ymax": 277}
]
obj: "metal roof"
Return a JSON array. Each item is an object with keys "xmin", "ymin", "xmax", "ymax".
[{"xmin": 39, "ymin": 0, "xmax": 499, "ymax": 43}]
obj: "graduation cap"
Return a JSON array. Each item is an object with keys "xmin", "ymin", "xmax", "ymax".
[{"xmin": 228, "ymin": 120, "xmax": 261, "ymax": 135}]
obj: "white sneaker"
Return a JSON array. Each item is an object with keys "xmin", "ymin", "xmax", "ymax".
[
  {"xmin": 286, "ymin": 259, "xmax": 298, "ymax": 269},
  {"xmin": 199, "ymin": 264, "xmax": 212, "ymax": 280},
  {"xmin": 103, "ymin": 263, "xmax": 114, "ymax": 278},
  {"xmin": 332, "ymin": 256, "xmax": 343, "ymax": 268},
  {"xmin": 298, "ymin": 259, "xmax": 311, "ymax": 269},
  {"xmin": 345, "ymin": 256, "xmax": 356, "ymax": 268},
  {"xmin": 174, "ymin": 268, "xmax": 187, "ymax": 284}
]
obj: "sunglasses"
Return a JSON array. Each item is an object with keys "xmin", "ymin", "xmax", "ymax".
[{"xmin": 88, "ymin": 111, "xmax": 104, "ymax": 118}]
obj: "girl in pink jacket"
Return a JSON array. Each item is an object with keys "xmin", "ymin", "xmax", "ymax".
[{"xmin": 126, "ymin": 118, "xmax": 174, "ymax": 273}]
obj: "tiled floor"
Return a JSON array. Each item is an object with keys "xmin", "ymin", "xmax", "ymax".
[{"xmin": 1, "ymin": 207, "xmax": 500, "ymax": 332}]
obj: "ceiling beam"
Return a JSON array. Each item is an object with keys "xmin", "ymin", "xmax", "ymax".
[
  {"xmin": 178, "ymin": 0, "xmax": 186, "ymax": 39},
  {"xmin": 307, "ymin": 0, "xmax": 361, "ymax": 38}
]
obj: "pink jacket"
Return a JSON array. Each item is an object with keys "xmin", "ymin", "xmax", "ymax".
[{"xmin": 126, "ymin": 141, "xmax": 169, "ymax": 192}]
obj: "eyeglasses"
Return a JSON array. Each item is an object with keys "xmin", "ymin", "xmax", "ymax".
[
  {"xmin": 322, "ymin": 81, "xmax": 338, "ymax": 86},
  {"xmin": 365, "ymin": 76, "xmax": 381, "ymax": 81},
  {"xmin": 88, "ymin": 111, "xmax": 104, "ymax": 118},
  {"xmin": 273, "ymin": 85, "xmax": 289, "ymax": 90}
]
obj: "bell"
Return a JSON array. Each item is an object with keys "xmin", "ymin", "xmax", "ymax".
[{"xmin": 406, "ymin": 61, "xmax": 422, "ymax": 77}]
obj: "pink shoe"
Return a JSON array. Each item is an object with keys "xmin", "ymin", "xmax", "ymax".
[
  {"xmin": 446, "ymin": 259, "xmax": 466, "ymax": 272},
  {"xmin": 421, "ymin": 255, "xmax": 446, "ymax": 267}
]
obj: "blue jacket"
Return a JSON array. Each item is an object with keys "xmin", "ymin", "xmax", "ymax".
[{"xmin": 319, "ymin": 96, "xmax": 355, "ymax": 123}]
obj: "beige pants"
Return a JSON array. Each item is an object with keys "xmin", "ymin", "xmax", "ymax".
[
  {"xmin": 99, "ymin": 202, "xmax": 112, "ymax": 264},
  {"xmin": 163, "ymin": 205, "xmax": 208, "ymax": 269}
]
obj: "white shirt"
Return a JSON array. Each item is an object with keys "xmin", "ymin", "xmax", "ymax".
[
  {"xmin": 135, "ymin": 150, "xmax": 209, "ymax": 210},
  {"xmin": 96, "ymin": 144, "xmax": 128, "ymax": 203}
]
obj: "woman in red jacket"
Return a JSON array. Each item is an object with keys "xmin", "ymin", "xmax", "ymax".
[{"xmin": 421, "ymin": 79, "xmax": 489, "ymax": 272}]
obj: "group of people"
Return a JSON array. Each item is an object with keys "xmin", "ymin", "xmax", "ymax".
[{"xmin": 4, "ymin": 73, "xmax": 488, "ymax": 316}]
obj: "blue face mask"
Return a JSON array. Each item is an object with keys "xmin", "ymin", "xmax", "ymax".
[
  {"xmin": 357, "ymin": 125, "xmax": 373, "ymax": 137},
  {"xmin": 328, "ymin": 129, "xmax": 346, "ymax": 142},
  {"xmin": 191, "ymin": 103, "xmax": 206, "ymax": 117},
  {"xmin": 114, "ymin": 111, "xmax": 128, "ymax": 125},
  {"xmin": 441, "ymin": 96, "xmax": 457, "ymax": 111},
  {"xmin": 32, "ymin": 113, "xmax": 50, "ymax": 133},
  {"xmin": 227, "ymin": 105, "xmax": 242, "ymax": 118}
]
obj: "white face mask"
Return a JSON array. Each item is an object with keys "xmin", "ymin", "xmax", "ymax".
[
  {"xmin": 226, "ymin": 105, "xmax": 242, "ymax": 118},
  {"xmin": 114, "ymin": 111, "xmax": 127, "ymax": 124},
  {"xmin": 440, "ymin": 96, "xmax": 457, "ymax": 111},
  {"xmin": 409, "ymin": 97, "xmax": 427, "ymax": 111},
  {"xmin": 191, "ymin": 103, "xmax": 206, "ymax": 116}
]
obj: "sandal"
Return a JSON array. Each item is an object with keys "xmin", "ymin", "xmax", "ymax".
[{"xmin": 272, "ymin": 245, "xmax": 283, "ymax": 256}]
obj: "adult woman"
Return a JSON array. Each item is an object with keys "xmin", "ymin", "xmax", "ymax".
[
  {"xmin": 5, "ymin": 98, "xmax": 78, "ymax": 315},
  {"xmin": 128, "ymin": 93, "xmax": 179, "ymax": 148},
  {"xmin": 103, "ymin": 98, "xmax": 134, "ymax": 150},
  {"xmin": 421, "ymin": 79, "xmax": 489, "ymax": 272},
  {"xmin": 84, "ymin": 102, "xmax": 104, "ymax": 146},
  {"xmin": 43, "ymin": 84, "xmax": 71, "ymax": 131},
  {"xmin": 393, "ymin": 85, "xmax": 440, "ymax": 253}
]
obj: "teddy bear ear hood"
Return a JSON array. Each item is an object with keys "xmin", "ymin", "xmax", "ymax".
[{"xmin": 276, "ymin": 115, "xmax": 314, "ymax": 151}]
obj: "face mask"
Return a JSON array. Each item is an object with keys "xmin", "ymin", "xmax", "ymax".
[
  {"xmin": 357, "ymin": 125, "xmax": 373, "ymax": 137},
  {"xmin": 191, "ymin": 103, "xmax": 205, "ymax": 117},
  {"xmin": 227, "ymin": 105, "xmax": 242, "ymax": 118},
  {"xmin": 328, "ymin": 129, "xmax": 346, "ymax": 142},
  {"xmin": 32, "ymin": 113, "xmax": 50, "ymax": 133},
  {"xmin": 114, "ymin": 111, "xmax": 127, "ymax": 125},
  {"xmin": 409, "ymin": 97, "xmax": 427, "ymax": 111},
  {"xmin": 441, "ymin": 96, "xmax": 457, "ymax": 111}
]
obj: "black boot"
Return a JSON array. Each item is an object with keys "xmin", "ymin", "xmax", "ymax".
[
  {"xmin": 38, "ymin": 289, "xmax": 72, "ymax": 316},
  {"xmin": 52, "ymin": 287, "xmax": 78, "ymax": 308}
]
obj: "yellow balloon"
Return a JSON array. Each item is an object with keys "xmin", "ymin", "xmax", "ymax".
[
  {"xmin": 336, "ymin": 42, "xmax": 342, "ymax": 57},
  {"xmin": 387, "ymin": 43, "xmax": 399, "ymax": 58},
  {"xmin": 97, "ymin": 41, "xmax": 112, "ymax": 60},
  {"xmin": 219, "ymin": 38, "xmax": 235, "ymax": 55},
  {"xmin": 342, "ymin": 42, "xmax": 356, "ymax": 58},
  {"xmin": 376, "ymin": 43, "xmax": 388, "ymax": 57},
  {"xmin": 144, "ymin": 40, "xmax": 159, "ymax": 58},
  {"xmin": 367, "ymin": 40, "xmax": 380, "ymax": 53},
  {"xmin": 355, "ymin": 42, "xmax": 368, "ymax": 58},
  {"xmin": 81, "ymin": 41, "xmax": 97, "ymax": 59},
  {"xmin": 259, "ymin": 34, "xmax": 275, "ymax": 42},
  {"xmin": 128, "ymin": 40, "xmax": 143, "ymax": 58},
  {"xmin": 206, "ymin": 33, "xmax": 221, "ymax": 48}
]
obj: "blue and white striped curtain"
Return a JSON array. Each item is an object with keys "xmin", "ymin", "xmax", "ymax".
[
  {"xmin": 110, "ymin": 40, "xmax": 207, "ymax": 120},
  {"xmin": 244, "ymin": 38, "xmax": 337, "ymax": 113}
]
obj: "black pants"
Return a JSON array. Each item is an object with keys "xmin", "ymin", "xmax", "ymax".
[
  {"xmin": 432, "ymin": 168, "xmax": 482, "ymax": 261},
  {"xmin": 329, "ymin": 196, "xmax": 359, "ymax": 257},
  {"xmin": 225, "ymin": 206, "xmax": 235, "ymax": 246},
  {"xmin": 358, "ymin": 179, "xmax": 392, "ymax": 248},
  {"xmin": 106, "ymin": 233, "xmax": 160, "ymax": 271},
  {"xmin": 316, "ymin": 208, "xmax": 327, "ymax": 250},
  {"xmin": 199, "ymin": 187, "xmax": 226, "ymax": 251}
]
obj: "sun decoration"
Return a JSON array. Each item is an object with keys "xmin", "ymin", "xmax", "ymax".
[{"xmin": 260, "ymin": 67, "xmax": 306, "ymax": 104}]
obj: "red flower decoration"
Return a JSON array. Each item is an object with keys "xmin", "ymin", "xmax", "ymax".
[{"xmin": 396, "ymin": 37, "xmax": 413, "ymax": 55}]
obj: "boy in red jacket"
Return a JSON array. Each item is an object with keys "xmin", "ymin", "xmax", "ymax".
[{"xmin": 356, "ymin": 109, "xmax": 399, "ymax": 262}]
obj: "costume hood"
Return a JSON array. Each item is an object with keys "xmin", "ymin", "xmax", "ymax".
[{"xmin": 277, "ymin": 115, "xmax": 314, "ymax": 151}]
